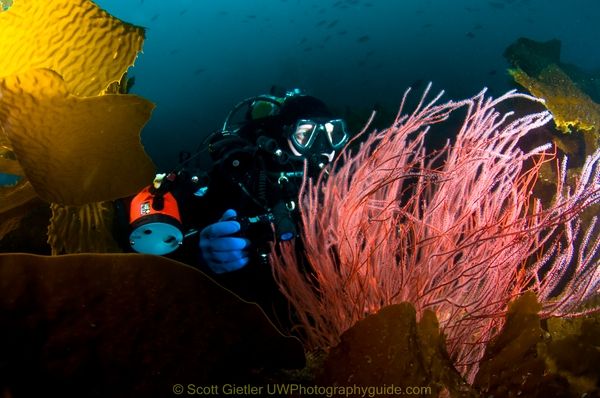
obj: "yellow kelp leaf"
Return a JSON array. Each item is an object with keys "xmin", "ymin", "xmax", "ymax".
[
  {"xmin": 47, "ymin": 202, "xmax": 121, "ymax": 255},
  {"xmin": 0, "ymin": 0, "xmax": 144, "ymax": 96},
  {"xmin": 0, "ymin": 179, "xmax": 36, "ymax": 213},
  {"xmin": 0, "ymin": 213, "xmax": 21, "ymax": 241},
  {"xmin": 0, "ymin": 0, "xmax": 12, "ymax": 12},
  {"xmin": 1, "ymin": 120, "xmax": 10, "ymax": 148},
  {"xmin": 509, "ymin": 65, "xmax": 600, "ymax": 135},
  {"xmin": 0, "ymin": 68, "xmax": 155, "ymax": 205},
  {"xmin": 0, "ymin": 196, "xmax": 48, "ymax": 244},
  {"xmin": 0, "ymin": 147, "xmax": 23, "ymax": 176}
]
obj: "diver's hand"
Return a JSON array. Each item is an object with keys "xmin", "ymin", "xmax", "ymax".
[{"xmin": 199, "ymin": 209, "xmax": 250, "ymax": 274}]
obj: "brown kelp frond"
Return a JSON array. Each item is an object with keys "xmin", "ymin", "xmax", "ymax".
[{"xmin": 47, "ymin": 202, "xmax": 121, "ymax": 255}]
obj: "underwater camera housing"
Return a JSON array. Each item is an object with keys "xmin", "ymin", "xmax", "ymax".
[
  {"xmin": 234, "ymin": 201, "xmax": 298, "ymax": 266},
  {"xmin": 207, "ymin": 130, "xmax": 300, "ymax": 245}
]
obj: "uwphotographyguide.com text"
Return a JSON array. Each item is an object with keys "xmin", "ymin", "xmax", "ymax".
[{"xmin": 174, "ymin": 383, "xmax": 433, "ymax": 396}]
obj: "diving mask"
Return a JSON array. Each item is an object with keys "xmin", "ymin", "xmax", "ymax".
[{"xmin": 290, "ymin": 119, "xmax": 349, "ymax": 153}]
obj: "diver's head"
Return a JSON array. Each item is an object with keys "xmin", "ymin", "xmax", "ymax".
[
  {"xmin": 226, "ymin": 91, "xmax": 349, "ymax": 171},
  {"xmin": 277, "ymin": 95, "xmax": 349, "ymax": 167}
]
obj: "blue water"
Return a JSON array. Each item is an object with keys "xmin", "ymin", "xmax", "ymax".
[
  {"xmin": 0, "ymin": 173, "xmax": 20, "ymax": 186},
  {"xmin": 93, "ymin": 0, "xmax": 600, "ymax": 170}
]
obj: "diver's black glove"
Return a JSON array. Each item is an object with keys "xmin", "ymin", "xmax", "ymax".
[{"xmin": 199, "ymin": 209, "xmax": 250, "ymax": 273}]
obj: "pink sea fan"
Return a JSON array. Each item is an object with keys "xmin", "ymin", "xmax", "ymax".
[{"xmin": 270, "ymin": 84, "xmax": 600, "ymax": 381}]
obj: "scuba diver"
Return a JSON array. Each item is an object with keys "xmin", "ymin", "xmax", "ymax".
[{"xmin": 122, "ymin": 87, "xmax": 350, "ymax": 329}]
